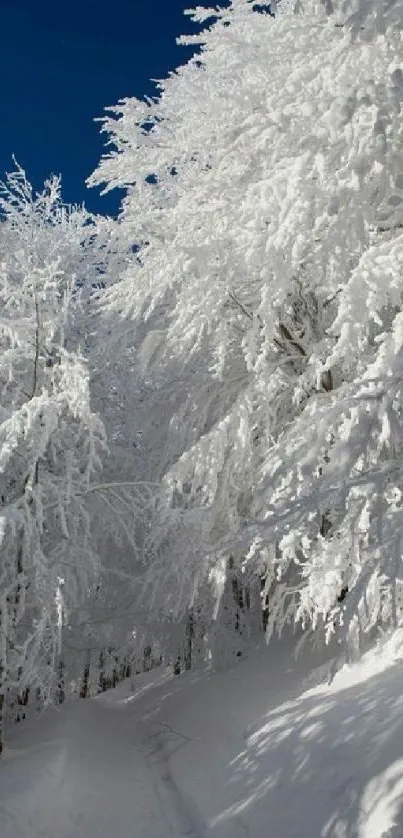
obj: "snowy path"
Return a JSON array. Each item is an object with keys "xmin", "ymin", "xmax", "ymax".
[
  {"xmin": 0, "ymin": 687, "xmax": 206, "ymax": 838},
  {"xmin": 0, "ymin": 633, "xmax": 332, "ymax": 838},
  {"xmin": 2, "ymin": 632, "xmax": 403, "ymax": 837}
]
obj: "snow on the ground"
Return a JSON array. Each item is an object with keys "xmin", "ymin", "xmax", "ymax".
[{"xmin": 2, "ymin": 630, "xmax": 403, "ymax": 838}]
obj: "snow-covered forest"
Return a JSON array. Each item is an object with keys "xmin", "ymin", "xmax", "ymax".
[{"xmin": 1, "ymin": 0, "xmax": 403, "ymax": 775}]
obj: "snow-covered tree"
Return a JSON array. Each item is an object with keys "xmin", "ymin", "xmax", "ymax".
[
  {"xmin": 0, "ymin": 166, "xmax": 109, "ymax": 747},
  {"xmin": 90, "ymin": 0, "xmax": 403, "ymax": 665}
]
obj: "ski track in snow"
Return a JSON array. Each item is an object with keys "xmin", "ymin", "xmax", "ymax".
[{"xmin": 2, "ymin": 632, "xmax": 403, "ymax": 837}]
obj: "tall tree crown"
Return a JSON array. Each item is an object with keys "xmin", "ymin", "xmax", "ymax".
[{"xmin": 90, "ymin": 0, "xmax": 403, "ymax": 661}]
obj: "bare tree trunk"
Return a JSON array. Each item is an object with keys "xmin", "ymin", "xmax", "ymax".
[
  {"xmin": 57, "ymin": 660, "xmax": 65, "ymax": 705},
  {"xmin": 261, "ymin": 575, "xmax": 269, "ymax": 634},
  {"xmin": 229, "ymin": 555, "xmax": 244, "ymax": 640},
  {"xmin": 110, "ymin": 648, "xmax": 119, "ymax": 688},
  {"xmin": 35, "ymin": 686, "xmax": 41, "ymax": 711},
  {"xmin": 98, "ymin": 650, "xmax": 106, "ymax": 693},
  {"xmin": 80, "ymin": 652, "xmax": 91, "ymax": 699},
  {"xmin": 143, "ymin": 645, "xmax": 151, "ymax": 673},
  {"xmin": 15, "ymin": 677, "xmax": 30, "ymax": 723},
  {"xmin": 120, "ymin": 657, "xmax": 131, "ymax": 680},
  {"xmin": 184, "ymin": 610, "xmax": 194, "ymax": 671}
]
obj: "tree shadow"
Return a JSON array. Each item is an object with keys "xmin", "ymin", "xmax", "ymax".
[{"xmin": 212, "ymin": 657, "xmax": 403, "ymax": 837}]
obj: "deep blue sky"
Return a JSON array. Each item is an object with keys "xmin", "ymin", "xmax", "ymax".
[{"xmin": 1, "ymin": 1, "xmax": 199, "ymax": 216}]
